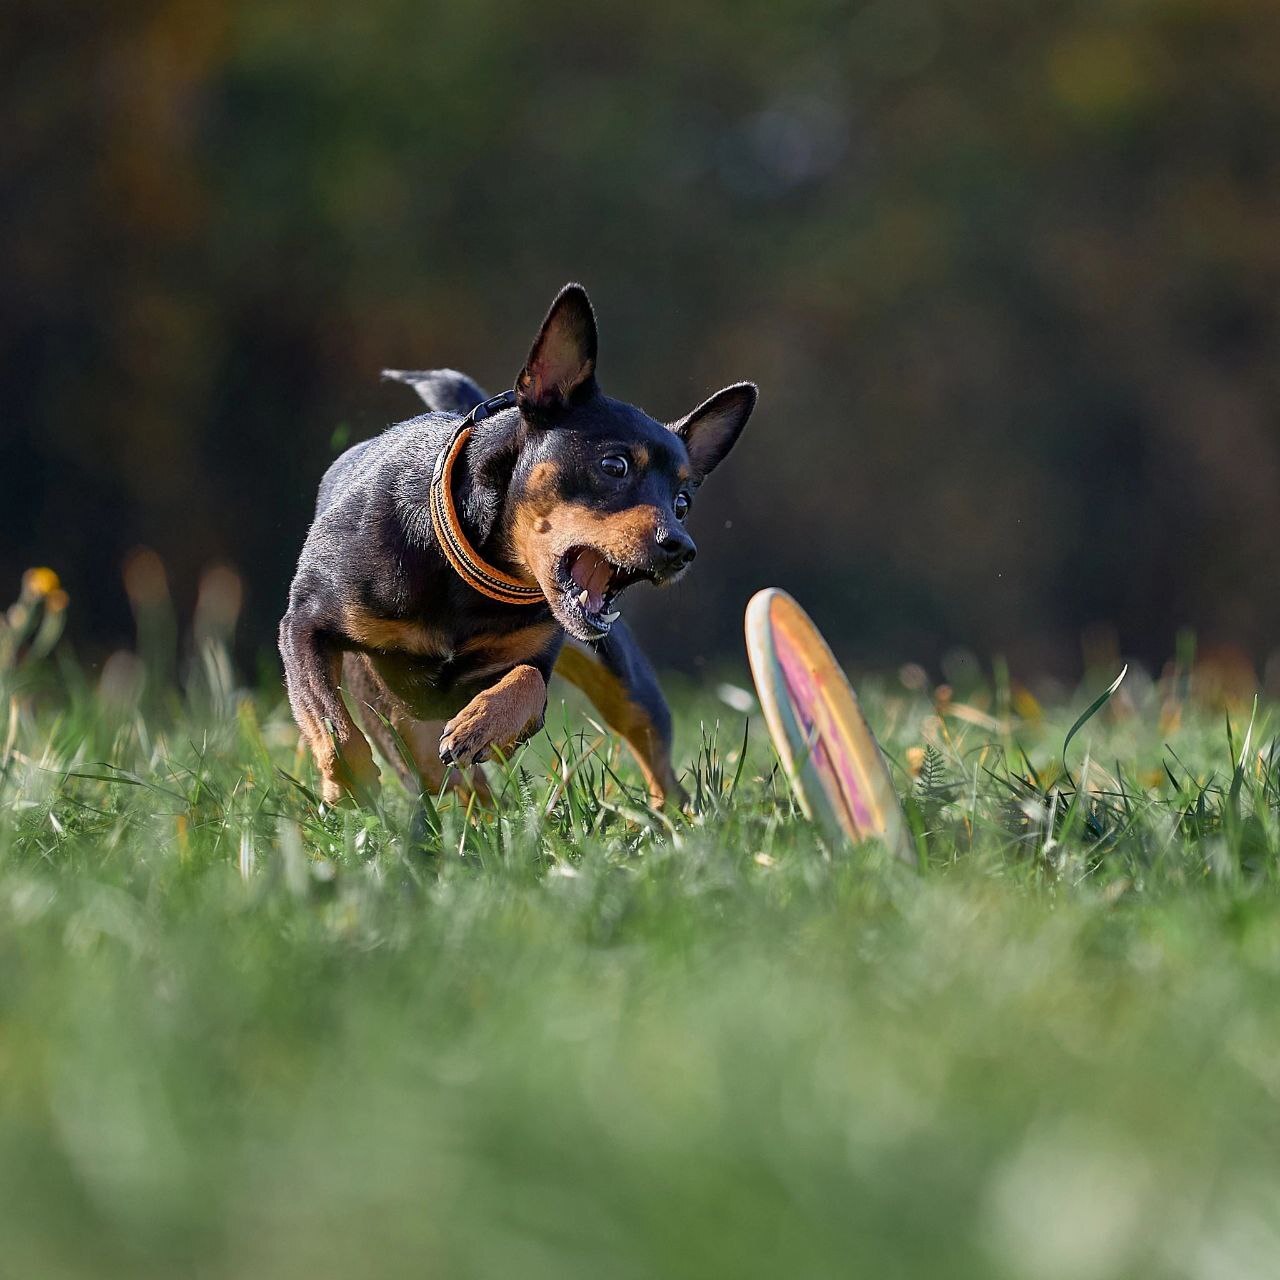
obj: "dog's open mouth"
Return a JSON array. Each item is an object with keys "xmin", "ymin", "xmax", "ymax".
[{"xmin": 553, "ymin": 546, "xmax": 654, "ymax": 638}]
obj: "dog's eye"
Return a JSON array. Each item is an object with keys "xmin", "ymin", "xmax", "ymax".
[
  {"xmin": 600, "ymin": 455, "xmax": 629, "ymax": 479},
  {"xmin": 673, "ymin": 491, "xmax": 691, "ymax": 521}
]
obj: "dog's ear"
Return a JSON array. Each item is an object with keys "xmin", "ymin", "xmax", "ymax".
[
  {"xmin": 516, "ymin": 283, "xmax": 598, "ymax": 413},
  {"xmin": 670, "ymin": 382, "xmax": 757, "ymax": 480}
]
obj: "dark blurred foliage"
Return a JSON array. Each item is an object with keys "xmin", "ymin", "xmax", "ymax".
[{"xmin": 3, "ymin": 0, "xmax": 1279, "ymax": 678}]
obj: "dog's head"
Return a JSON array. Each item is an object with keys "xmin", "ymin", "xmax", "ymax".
[{"xmin": 500, "ymin": 284, "xmax": 756, "ymax": 642}]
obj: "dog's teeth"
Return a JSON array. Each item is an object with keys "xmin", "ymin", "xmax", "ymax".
[
  {"xmin": 578, "ymin": 589, "xmax": 591, "ymax": 607},
  {"xmin": 601, "ymin": 610, "xmax": 621, "ymax": 624}
]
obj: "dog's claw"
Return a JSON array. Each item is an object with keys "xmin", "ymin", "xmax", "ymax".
[{"xmin": 439, "ymin": 719, "xmax": 494, "ymax": 768}]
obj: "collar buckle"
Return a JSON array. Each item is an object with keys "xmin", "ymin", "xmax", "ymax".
[{"xmin": 468, "ymin": 389, "xmax": 517, "ymax": 422}]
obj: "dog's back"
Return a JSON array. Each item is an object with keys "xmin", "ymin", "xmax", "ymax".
[
  {"xmin": 313, "ymin": 367, "xmax": 489, "ymax": 516},
  {"xmin": 315, "ymin": 366, "xmax": 483, "ymax": 517}
]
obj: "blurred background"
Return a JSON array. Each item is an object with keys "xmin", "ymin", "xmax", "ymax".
[{"xmin": 3, "ymin": 0, "xmax": 1279, "ymax": 683}]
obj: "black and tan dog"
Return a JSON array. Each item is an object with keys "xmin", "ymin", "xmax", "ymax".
[{"xmin": 280, "ymin": 284, "xmax": 756, "ymax": 807}]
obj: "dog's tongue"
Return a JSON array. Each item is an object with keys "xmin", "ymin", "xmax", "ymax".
[{"xmin": 570, "ymin": 548, "xmax": 611, "ymax": 613}]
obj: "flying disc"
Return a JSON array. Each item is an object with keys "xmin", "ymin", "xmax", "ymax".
[{"xmin": 745, "ymin": 589, "xmax": 915, "ymax": 865}]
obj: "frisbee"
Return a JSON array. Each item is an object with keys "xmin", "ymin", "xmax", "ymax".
[{"xmin": 745, "ymin": 589, "xmax": 915, "ymax": 865}]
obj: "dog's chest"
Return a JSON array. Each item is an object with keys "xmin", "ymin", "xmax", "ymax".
[{"xmin": 344, "ymin": 606, "xmax": 558, "ymax": 714}]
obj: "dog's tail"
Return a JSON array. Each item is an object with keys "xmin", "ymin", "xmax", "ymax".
[{"xmin": 381, "ymin": 368, "xmax": 489, "ymax": 415}]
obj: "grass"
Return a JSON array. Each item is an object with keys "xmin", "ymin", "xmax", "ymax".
[{"xmin": 4, "ymin": 600, "xmax": 1280, "ymax": 1278}]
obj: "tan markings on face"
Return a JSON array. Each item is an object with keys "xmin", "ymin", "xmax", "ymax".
[
  {"xmin": 342, "ymin": 605, "xmax": 447, "ymax": 657},
  {"xmin": 509, "ymin": 500, "xmax": 663, "ymax": 588},
  {"xmin": 633, "ymin": 446, "xmax": 649, "ymax": 468},
  {"xmin": 504, "ymin": 460, "xmax": 565, "ymax": 577},
  {"xmin": 525, "ymin": 461, "xmax": 558, "ymax": 502},
  {"xmin": 676, "ymin": 464, "xmax": 693, "ymax": 485},
  {"xmin": 555, "ymin": 505, "xmax": 661, "ymax": 564}
]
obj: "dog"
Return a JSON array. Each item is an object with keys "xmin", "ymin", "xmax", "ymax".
[{"xmin": 279, "ymin": 283, "xmax": 756, "ymax": 808}]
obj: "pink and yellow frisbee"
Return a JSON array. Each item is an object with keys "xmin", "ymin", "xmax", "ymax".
[{"xmin": 746, "ymin": 589, "xmax": 915, "ymax": 865}]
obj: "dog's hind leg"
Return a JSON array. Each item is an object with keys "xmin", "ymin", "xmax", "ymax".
[
  {"xmin": 341, "ymin": 653, "xmax": 422, "ymax": 791},
  {"xmin": 553, "ymin": 621, "xmax": 685, "ymax": 808},
  {"xmin": 279, "ymin": 612, "xmax": 380, "ymax": 806}
]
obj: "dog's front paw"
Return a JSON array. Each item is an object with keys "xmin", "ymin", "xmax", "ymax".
[
  {"xmin": 439, "ymin": 703, "xmax": 543, "ymax": 767},
  {"xmin": 440, "ymin": 668, "xmax": 547, "ymax": 768},
  {"xmin": 439, "ymin": 705, "xmax": 498, "ymax": 767}
]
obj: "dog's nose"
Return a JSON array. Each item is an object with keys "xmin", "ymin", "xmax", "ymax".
[{"xmin": 657, "ymin": 528, "xmax": 697, "ymax": 571}]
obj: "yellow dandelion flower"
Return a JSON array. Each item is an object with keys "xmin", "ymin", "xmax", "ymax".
[{"xmin": 23, "ymin": 567, "xmax": 61, "ymax": 599}]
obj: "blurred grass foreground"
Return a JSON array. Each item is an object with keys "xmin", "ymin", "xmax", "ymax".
[{"xmin": 3, "ymin": 568, "xmax": 1280, "ymax": 1278}]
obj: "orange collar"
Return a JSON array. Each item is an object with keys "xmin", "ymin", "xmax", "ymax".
[{"xmin": 429, "ymin": 404, "xmax": 545, "ymax": 606}]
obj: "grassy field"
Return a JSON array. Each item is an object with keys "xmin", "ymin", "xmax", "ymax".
[{"xmin": 4, "ymin": 596, "xmax": 1280, "ymax": 1278}]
